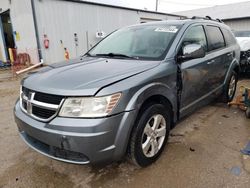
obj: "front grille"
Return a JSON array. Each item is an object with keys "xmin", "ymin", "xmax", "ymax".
[
  {"xmin": 34, "ymin": 92, "xmax": 63, "ymax": 105},
  {"xmin": 51, "ymin": 146, "xmax": 89, "ymax": 162},
  {"xmin": 20, "ymin": 87, "xmax": 64, "ymax": 121},
  {"xmin": 32, "ymin": 106, "xmax": 56, "ymax": 119},
  {"xmin": 22, "ymin": 87, "xmax": 29, "ymax": 96},
  {"xmin": 25, "ymin": 133, "xmax": 89, "ymax": 163},
  {"xmin": 22, "ymin": 101, "xmax": 27, "ymax": 110}
]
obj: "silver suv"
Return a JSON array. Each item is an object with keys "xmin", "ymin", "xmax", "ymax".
[{"xmin": 14, "ymin": 18, "xmax": 240, "ymax": 167}]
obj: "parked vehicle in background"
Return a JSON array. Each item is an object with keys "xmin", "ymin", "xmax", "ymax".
[
  {"xmin": 14, "ymin": 18, "xmax": 240, "ymax": 167},
  {"xmin": 234, "ymin": 30, "xmax": 250, "ymax": 73}
]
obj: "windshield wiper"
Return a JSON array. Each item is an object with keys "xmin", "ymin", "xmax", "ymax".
[
  {"xmin": 94, "ymin": 53, "xmax": 138, "ymax": 59},
  {"xmin": 84, "ymin": 52, "xmax": 92, "ymax": 57}
]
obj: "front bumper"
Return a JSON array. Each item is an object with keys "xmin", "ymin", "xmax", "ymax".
[{"xmin": 14, "ymin": 101, "xmax": 137, "ymax": 164}]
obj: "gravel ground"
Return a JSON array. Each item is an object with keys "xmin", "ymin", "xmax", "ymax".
[{"xmin": 0, "ymin": 70, "xmax": 250, "ymax": 188}]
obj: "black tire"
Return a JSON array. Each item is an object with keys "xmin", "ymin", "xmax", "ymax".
[
  {"xmin": 128, "ymin": 103, "xmax": 171, "ymax": 167},
  {"xmin": 246, "ymin": 107, "xmax": 250, "ymax": 119},
  {"xmin": 221, "ymin": 71, "xmax": 238, "ymax": 103}
]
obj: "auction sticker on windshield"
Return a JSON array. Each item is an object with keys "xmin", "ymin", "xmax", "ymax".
[{"xmin": 155, "ymin": 26, "xmax": 178, "ymax": 33}]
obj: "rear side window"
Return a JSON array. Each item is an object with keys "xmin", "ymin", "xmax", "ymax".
[
  {"xmin": 206, "ymin": 26, "xmax": 225, "ymax": 51},
  {"xmin": 222, "ymin": 28, "xmax": 236, "ymax": 46}
]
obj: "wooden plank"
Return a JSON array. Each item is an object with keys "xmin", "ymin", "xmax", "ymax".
[{"xmin": 16, "ymin": 63, "xmax": 43, "ymax": 75}]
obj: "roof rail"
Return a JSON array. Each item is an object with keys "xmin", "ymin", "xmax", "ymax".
[
  {"xmin": 191, "ymin": 16, "xmax": 223, "ymax": 23},
  {"xmin": 215, "ymin": 18, "xmax": 223, "ymax": 23},
  {"xmin": 191, "ymin": 16, "xmax": 208, "ymax": 20}
]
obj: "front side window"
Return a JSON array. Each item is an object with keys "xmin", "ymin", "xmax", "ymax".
[
  {"xmin": 181, "ymin": 25, "xmax": 208, "ymax": 51},
  {"xmin": 206, "ymin": 26, "xmax": 225, "ymax": 51},
  {"xmin": 88, "ymin": 24, "xmax": 182, "ymax": 60}
]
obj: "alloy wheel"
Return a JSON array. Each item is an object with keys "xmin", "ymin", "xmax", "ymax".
[
  {"xmin": 228, "ymin": 75, "xmax": 236, "ymax": 99},
  {"xmin": 141, "ymin": 114, "xmax": 167, "ymax": 158}
]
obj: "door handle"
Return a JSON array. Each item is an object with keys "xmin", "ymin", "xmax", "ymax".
[
  {"xmin": 227, "ymin": 53, "xmax": 233, "ymax": 57},
  {"xmin": 207, "ymin": 60, "xmax": 215, "ymax": 65}
]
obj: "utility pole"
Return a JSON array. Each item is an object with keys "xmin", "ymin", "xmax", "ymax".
[{"xmin": 156, "ymin": 0, "xmax": 158, "ymax": 11}]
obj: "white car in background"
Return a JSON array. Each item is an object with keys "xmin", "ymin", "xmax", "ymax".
[{"xmin": 234, "ymin": 31, "xmax": 250, "ymax": 73}]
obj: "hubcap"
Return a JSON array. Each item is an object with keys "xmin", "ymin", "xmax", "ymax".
[
  {"xmin": 228, "ymin": 75, "xmax": 236, "ymax": 98},
  {"xmin": 141, "ymin": 114, "xmax": 167, "ymax": 158}
]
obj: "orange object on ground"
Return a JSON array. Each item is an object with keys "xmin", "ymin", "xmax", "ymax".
[
  {"xmin": 10, "ymin": 49, "xmax": 31, "ymax": 76},
  {"xmin": 228, "ymin": 86, "xmax": 250, "ymax": 118}
]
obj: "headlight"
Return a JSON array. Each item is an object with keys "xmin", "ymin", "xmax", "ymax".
[{"xmin": 59, "ymin": 93, "xmax": 121, "ymax": 118}]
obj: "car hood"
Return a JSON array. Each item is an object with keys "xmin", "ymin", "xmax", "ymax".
[
  {"xmin": 22, "ymin": 57, "xmax": 160, "ymax": 96},
  {"xmin": 236, "ymin": 37, "xmax": 250, "ymax": 51}
]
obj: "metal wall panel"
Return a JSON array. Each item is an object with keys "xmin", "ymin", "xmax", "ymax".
[
  {"xmin": 224, "ymin": 19, "xmax": 250, "ymax": 31},
  {"xmin": 34, "ymin": 0, "xmax": 180, "ymax": 63}
]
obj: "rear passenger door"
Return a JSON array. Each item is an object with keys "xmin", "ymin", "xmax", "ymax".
[
  {"xmin": 221, "ymin": 28, "xmax": 237, "ymax": 75},
  {"xmin": 204, "ymin": 25, "xmax": 228, "ymax": 90}
]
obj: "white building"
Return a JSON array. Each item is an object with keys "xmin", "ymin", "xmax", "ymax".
[
  {"xmin": 176, "ymin": 1, "xmax": 250, "ymax": 32},
  {"xmin": 0, "ymin": 0, "xmax": 183, "ymax": 64}
]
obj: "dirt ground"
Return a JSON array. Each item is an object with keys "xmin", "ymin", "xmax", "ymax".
[{"xmin": 0, "ymin": 70, "xmax": 250, "ymax": 188}]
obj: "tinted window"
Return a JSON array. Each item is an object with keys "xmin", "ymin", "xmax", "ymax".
[
  {"xmin": 222, "ymin": 29, "xmax": 236, "ymax": 46},
  {"xmin": 181, "ymin": 25, "xmax": 207, "ymax": 51},
  {"xmin": 206, "ymin": 26, "xmax": 225, "ymax": 51}
]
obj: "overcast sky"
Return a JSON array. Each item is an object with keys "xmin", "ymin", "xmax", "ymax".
[{"xmin": 84, "ymin": 0, "xmax": 249, "ymax": 12}]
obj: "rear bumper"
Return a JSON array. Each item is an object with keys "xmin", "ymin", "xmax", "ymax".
[{"xmin": 14, "ymin": 101, "xmax": 137, "ymax": 164}]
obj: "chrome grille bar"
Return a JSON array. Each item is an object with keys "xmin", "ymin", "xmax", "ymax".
[{"xmin": 20, "ymin": 86, "xmax": 64, "ymax": 122}]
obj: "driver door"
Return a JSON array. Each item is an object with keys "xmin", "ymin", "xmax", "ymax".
[{"xmin": 178, "ymin": 25, "xmax": 212, "ymax": 117}]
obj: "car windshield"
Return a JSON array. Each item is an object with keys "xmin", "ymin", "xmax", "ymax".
[
  {"xmin": 87, "ymin": 24, "xmax": 182, "ymax": 60},
  {"xmin": 234, "ymin": 31, "xmax": 250, "ymax": 37}
]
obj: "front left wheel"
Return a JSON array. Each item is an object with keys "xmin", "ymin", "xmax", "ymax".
[{"xmin": 128, "ymin": 103, "xmax": 171, "ymax": 167}]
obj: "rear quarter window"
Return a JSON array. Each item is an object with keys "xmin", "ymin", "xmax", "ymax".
[
  {"xmin": 222, "ymin": 28, "xmax": 236, "ymax": 46},
  {"xmin": 205, "ymin": 25, "xmax": 225, "ymax": 51}
]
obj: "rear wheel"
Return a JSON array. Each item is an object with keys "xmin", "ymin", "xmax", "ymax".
[
  {"xmin": 128, "ymin": 103, "xmax": 171, "ymax": 167},
  {"xmin": 221, "ymin": 71, "xmax": 238, "ymax": 103}
]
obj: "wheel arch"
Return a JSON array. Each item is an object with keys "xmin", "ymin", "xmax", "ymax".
[
  {"xmin": 125, "ymin": 82, "xmax": 178, "ymax": 124},
  {"xmin": 224, "ymin": 59, "xmax": 240, "ymax": 85},
  {"xmin": 233, "ymin": 64, "xmax": 240, "ymax": 75},
  {"xmin": 113, "ymin": 83, "xmax": 177, "ymax": 160},
  {"xmin": 135, "ymin": 95, "xmax": 175, "ymax": 129}
]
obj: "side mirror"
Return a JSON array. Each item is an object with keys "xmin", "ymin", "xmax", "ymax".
[{"xmin": 179, "ymin": 43, "xmax": 206, "ymax": 61}]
